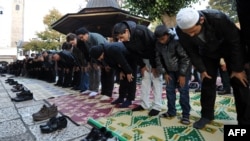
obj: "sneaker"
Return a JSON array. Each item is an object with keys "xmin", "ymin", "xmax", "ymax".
[
  {"xmin": 81, "ymin": 90, "xmax": 92, "ymax": 94},
  {"xmin": 32, "ymin": 104, "xmax": 58, "ymax": 121},
  {"xmin": 100, "ymin": 95, "xmax": 111, "ymax": 101},
  {"xmin": 148, "ymin": 109, "xmax": 160, "ymax": 116},
  {"xmin": 89, "ymin": 91, "xmax": 98, "ymax": 97},
  {"xmin": 132, "ymin": 105, "xmax": 145, "ymax": 111},
  {"xmin": 193, "ymin": 118, "xmax": 211, "ymax": 129},
  {"xmin": 119, "ymin": 100, "xmax": 132, "ymax": 108}
]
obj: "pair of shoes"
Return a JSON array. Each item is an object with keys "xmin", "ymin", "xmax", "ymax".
[
  {"xmin": 132, "ymin": 105, "xmax": 145, "ymax": 111},
  {"xmin": 32, "ymin": 104, "xmax": 58, "ymax": 121},
  {"xmin": 89, "ymin": 91, "xmax": 98, "ymax": 97},
  {"xmin": 9, "ymin": 81, "xmax": 19, "ymax": 85},
  {"xmin": 100, "ymin": 95, "xmax": 111, "ymax": 101},
  {"xmin": 13, "ymin": 84, "xmax": 23, "ymax": 89},
  {"xmin": 119, "ymin": 100, "xmax": 132, "ymax": 108},
  {"xmin": 160, "ymin": 112, "xmax": 175, "ymax": 118},
  {"xmin": 5, "ymin": 78, "xmax": 14, "ymax": 83},
  {"xmin": 111, "ymin": 98, "xmax": 124, "ymax": 105},
  {"xmin": 16, "ymin": 90, "xmax": 32, "ymax": 97},
  {"xmin": 218, "ymin": 90, "xmax": 231, "ymax": 95},
  {"xmin": 148, "ymin": 109, "xmax": 160, "ymax": 116},
  {"xmin": 81, "ymin": 90, "xmax": 92, "ymax": 94},
  {"xmin": 81, "ymin": 127, "xmax": 115, "ymax": 141},
  {"xmin": 11, "ymin": 87, "xmax": 24, "ymax": 92},
  {"xmin": 11, "ymin": 92, "xmax": 33, "ymax": 102},
  {"xmin": 193, "ymin": 118, "xmax": 211, "ymax": 129},
  {"xmin": 40, "ymin": 115, "xmax": 68, "ymax": 133},
  {"xmin": 180, "ymin": 117, "xmax": 190, "ymax": 125}
]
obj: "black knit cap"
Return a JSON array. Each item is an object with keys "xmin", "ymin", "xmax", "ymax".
[{"xmin": 89, "ymin": 45, "xmax": 104, "ymax": 60}]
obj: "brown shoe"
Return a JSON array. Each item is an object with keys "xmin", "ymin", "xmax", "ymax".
[{"xmin": 32, "ymin": 104, "xmax": 58, "ymax": 121}]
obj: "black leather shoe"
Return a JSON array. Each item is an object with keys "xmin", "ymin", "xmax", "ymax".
[
  {"xmin": 39, "ymin": 117, "xmax": 57, "ymax": 128},
  {"xmin": 111, "ymin": 98, "xmax": 124, "ymax": 105},
  {"xmin": 40, "ymin": 116, "xmax": 68, "ymax": 133},
  {"xmin": 13, "ymin": 84, "xmax": 23, "ymax": 89},
  {"xmin": 132, "ymin": 105, "xmax": 145, "ymax": 111},
  {"xmin": 82, "ymin": 127, "xmax": 107, "ymax": 141},
  {"xmin": 9, "ymin": 81, "xmax": 19, "ymax": 85},
  {"xmin": 5, "ymin": 79, "xmax": 14, "ymax": 83},
  {"xmin": 11, "ymin": 87, "xmax": 24, "ymax": 92},
  {"xmin": 16, "ymin": 90, "xmax": 32, "ymax": 97},
  {"xmin": 11, "ymin": 94, "xmax": 33, "ymax": 102},
  {"xmin": 218, "ymin": 90, "xmax": 231, "ymax": 95}
]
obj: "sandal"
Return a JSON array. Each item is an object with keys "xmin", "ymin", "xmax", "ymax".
[
  {"xmin": 160, "ymin": 112, "xmax": 175, "ymax": 118},
  {"xmin": 181, "ymin": 117, "xmax": 190, "ymax": 125}
]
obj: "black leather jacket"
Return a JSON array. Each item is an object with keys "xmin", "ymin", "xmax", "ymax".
[
  {"xmin": 155, "ymin": 32, "xmax": 191, "ymax": 76},
  {"xmin": 176, "ymin": 9, "xmax": 244, "ymax": 73},
  {"xmin": 121, "ymin": 21, "xmax": 157, "ymax": 68}
]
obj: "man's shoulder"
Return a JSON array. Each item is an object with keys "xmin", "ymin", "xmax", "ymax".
[
  {"xmin": 90, "ymin": 32, "xmax": 105, "ymax": 38},
  {"xmin": 200, "ymin": 9, "xmax": 227, "ymax": 20}
]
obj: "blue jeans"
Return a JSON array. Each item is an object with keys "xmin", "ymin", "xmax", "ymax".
[
  {"xmin": 166, "ymin": 71, "xmax": 191, "ymax": 118},
  {"xmin": 79, "ymin": 71, "xmax": 89, "ymax": 91}
]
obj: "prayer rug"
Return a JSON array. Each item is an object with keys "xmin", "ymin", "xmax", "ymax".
[
  {"xmin": 94, "ymin": 93, "xmax": 236, "ymax": 141},
  {"xmin": 46, "ymin": 84, "xmax": 162, "ymax": 125}
]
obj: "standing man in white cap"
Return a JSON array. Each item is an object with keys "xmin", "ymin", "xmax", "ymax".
[{"xmin": 175, "ymin": 7, "xmax": 250, "ymax": 129}]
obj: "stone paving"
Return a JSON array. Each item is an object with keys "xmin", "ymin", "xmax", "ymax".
[{"xmin": 0, "ymin": 75, "xmax": 91, "ymax": 141}]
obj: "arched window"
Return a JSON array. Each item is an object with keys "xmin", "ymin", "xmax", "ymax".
[{"xmin": 16, "ymin": 5, "xmax": 20, "ymax": 11}]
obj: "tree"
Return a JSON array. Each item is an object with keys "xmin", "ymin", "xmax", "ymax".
[
  {"xmin": 124, "ymin": 0, "xmax": 199, "ymax": 27},
  {"xmin": 23, "ymin": 8, "xmax": 65, "ymax": 52},
  {"xmin": 208, "ymin": 0, "xmax": 238, "ymax": 22}
]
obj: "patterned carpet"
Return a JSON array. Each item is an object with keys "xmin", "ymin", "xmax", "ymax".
[
  {"xmin": 95, "ymin": 93, "xmax": 236, "ymax": 141},
  {"xmin": 47, "ymin": 85, "xmax": 145, "ymax": 125}
]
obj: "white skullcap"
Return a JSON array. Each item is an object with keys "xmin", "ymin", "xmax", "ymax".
[{"xmin": 176, "ymin": 8, "xmax": 200, "ymax": 29}]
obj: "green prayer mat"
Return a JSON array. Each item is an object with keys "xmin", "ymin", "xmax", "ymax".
[{"xmin": 94, "ymin": 93, "xmax": 236, "ymax": 141}]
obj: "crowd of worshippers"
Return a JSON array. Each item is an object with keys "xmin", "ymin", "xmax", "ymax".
[
  {"xmin": 7, "ymin": 51, "xmax": 56, "ymax": 83},
  {"xmin": 5, "ymin": 6, "xmax": 250, "ymax": 129}
]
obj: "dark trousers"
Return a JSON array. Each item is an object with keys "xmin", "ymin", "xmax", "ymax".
[
  {"xmin": 63, "ymin": 68, "xmax": 73, "ymax": 87},
  {"xmin": 72, "ymin": 70, "xmax": 81, "ymax": 87},
  {"xmin": 236, "ymin": 0, "xmax": 250, "ymax": 61},
  {"xmin": 219, "ymin": 69, "xmax": 231, "ymax": 92},
  {"xmin": 118, "ymin": 62, "xmax": 137, "ymax": 101},
  {"xmin": 166, "ymin": 71, "xmax": 191, "ymax": 118},
  {"xmin": 101, "ymin": 67, "xmax": 115, "ymax": 97},
  {"xmin": 56, "ymin": 68, "xmax": 64, "ymax": 85},
  {"xmin": 201, "ymin": 56, "xmax": 250, "ymax": 125}
]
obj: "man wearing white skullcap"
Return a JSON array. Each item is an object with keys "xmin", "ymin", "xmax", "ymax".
[
  {"xmin": 175, "ymin": 7, "xmax": 250, "ymax": 129},
  {"xmin": 176, "ymin": 8, "xmax": 200, "ymax": 30}
]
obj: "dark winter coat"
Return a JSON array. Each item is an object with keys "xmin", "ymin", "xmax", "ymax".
[
  {"xmin": 176, "ymin": 9, "xmax": 244, "ymax": 73},
  {"xmin": 121, "ymin": 21, "xmax": 157, "ymax": 68},
  {"xmin": 100, "ymin": 42, "xmax": 137, "ymax": 74}
]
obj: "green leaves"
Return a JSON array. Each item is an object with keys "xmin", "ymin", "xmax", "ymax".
[
  {"xmin": 124, "ymin": 0, "xmax": 198, "ymax": 21},
  {"xmin": 208, "ymin": 0, "xmax": 238, "ymax": 22},
  {"xmin": 23, "ymin": 8, "xmax": 64, "ymax": 52}
]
